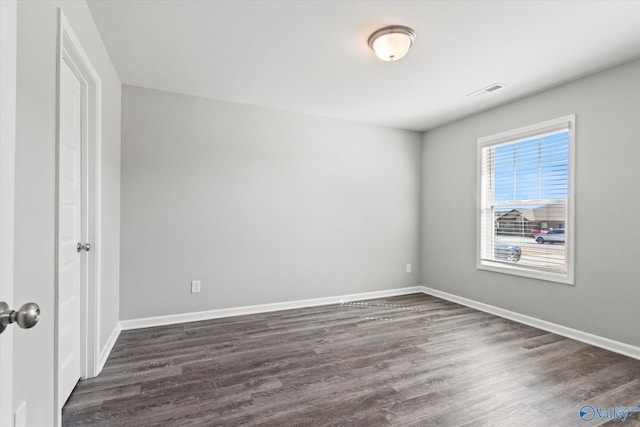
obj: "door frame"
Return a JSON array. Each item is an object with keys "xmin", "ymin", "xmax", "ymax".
[
  {"xmin": 54, "ymin": 9, "xmax": 102, "ymax": 423},
  {"xmin": 0, "ymin": 1, "xmax": 17, "ymax": 426}
]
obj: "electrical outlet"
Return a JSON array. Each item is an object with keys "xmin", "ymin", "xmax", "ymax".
[
  {"xmin": 191, "ymin": 280, "xmax": 201, "ymax": 293},
  {"xmin": 14, "ymin": 401, "xmax": 26, "ymax": 427},
  {"xmin": 406, "ymin": 264, "xmax": 412, "ymax": 273}
]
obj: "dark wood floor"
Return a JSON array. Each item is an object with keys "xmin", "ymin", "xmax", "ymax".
[{"xmin": 63, "ymin": 294, "xmax": 640, "ymax": 426}]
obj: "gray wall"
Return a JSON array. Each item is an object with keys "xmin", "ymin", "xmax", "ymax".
[
  {"xmin": 421, "ymin": 59, "xmax": 640, "ymax": 347},
  {"xmin": 14, "ymin": 1, "xmax": 120, "ymax": 423},
  {"xmin": 120, "ymin": 85, "xmax": 422, "ymax": 320}
]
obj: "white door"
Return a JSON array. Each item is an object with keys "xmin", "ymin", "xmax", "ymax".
[
  {"xmin": 0, "ymin": 1, "xmax": 17, "ymax": 426},
  {"xmin": 57, "ymin": 58, "xmax": 83, "ymax": 408}
]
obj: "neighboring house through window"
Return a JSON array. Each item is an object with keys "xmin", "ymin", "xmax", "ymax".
[{"xmin": 477, "ymin": 115, "xmax": 575, "ymax": 284}]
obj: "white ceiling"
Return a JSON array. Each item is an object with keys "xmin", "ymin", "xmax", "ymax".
[{"xmin": 87, "ymin": 0, "xmax": 640, "ymax": 131}]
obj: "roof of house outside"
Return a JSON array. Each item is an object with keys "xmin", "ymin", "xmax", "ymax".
[{"xmin": 496, "ymin": 204, "xmax": 566, "ymax": 222}]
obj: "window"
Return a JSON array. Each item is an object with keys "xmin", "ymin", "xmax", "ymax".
[{"xmin": 477, "ymin": 115, "xmax": 575, "ymax": 284}]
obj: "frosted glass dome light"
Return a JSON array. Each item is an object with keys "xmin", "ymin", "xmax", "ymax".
[{"xmin": 368, "ymin": 25, "xmax": 416, "ymax": 62}]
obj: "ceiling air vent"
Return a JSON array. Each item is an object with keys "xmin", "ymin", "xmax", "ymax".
[{"xmin": 466, "ymin": 83, "xmax": 506, "ymax": 98}]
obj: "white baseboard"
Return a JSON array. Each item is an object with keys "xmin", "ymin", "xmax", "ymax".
[
  {"xmin": 120, "ymin": 286, "xmax": 424, "ymax": 331},
  {"xmin": 112, "ymin": 285, "xmax": 639, "ymax": 363},
  {"xmin": 420, "ymin": 285, "xmax": 640, "ymax": 361},
  {"xmin": 97, "ymin": 322, "xmax": 121, "ymax": 374}
]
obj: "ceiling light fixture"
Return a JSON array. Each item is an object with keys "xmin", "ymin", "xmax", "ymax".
[{"xmin": 368, "ymin": 25, "xmax": 416, "ymax": 62}]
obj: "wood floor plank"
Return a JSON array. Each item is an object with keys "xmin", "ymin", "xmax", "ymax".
[{"xmin": 63, "ymin": 294, "xmax": 640, "ymax": 426}]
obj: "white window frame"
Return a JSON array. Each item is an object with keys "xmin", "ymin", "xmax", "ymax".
[{"xmin": 476, "ymin": 115, "xmax": 575, "ymax": 285}]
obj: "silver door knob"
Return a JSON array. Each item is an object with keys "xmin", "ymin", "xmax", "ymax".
[
  {"xmin": 0, "ymin": 301, "xmax": 40, "ymax": 334},
  {"xmin": 77, "ymin": 242, "xmax": 91, "ymax": 252}
]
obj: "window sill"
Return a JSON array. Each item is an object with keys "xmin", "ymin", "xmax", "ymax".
[{"xmin": 478, "ymin": 260, "xmax": 574, "ymax": 285}]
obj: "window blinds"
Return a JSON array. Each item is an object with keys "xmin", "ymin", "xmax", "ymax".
[{"xmin": 480, "ymin": 129, "xmax": 569, "ymax": 274}]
